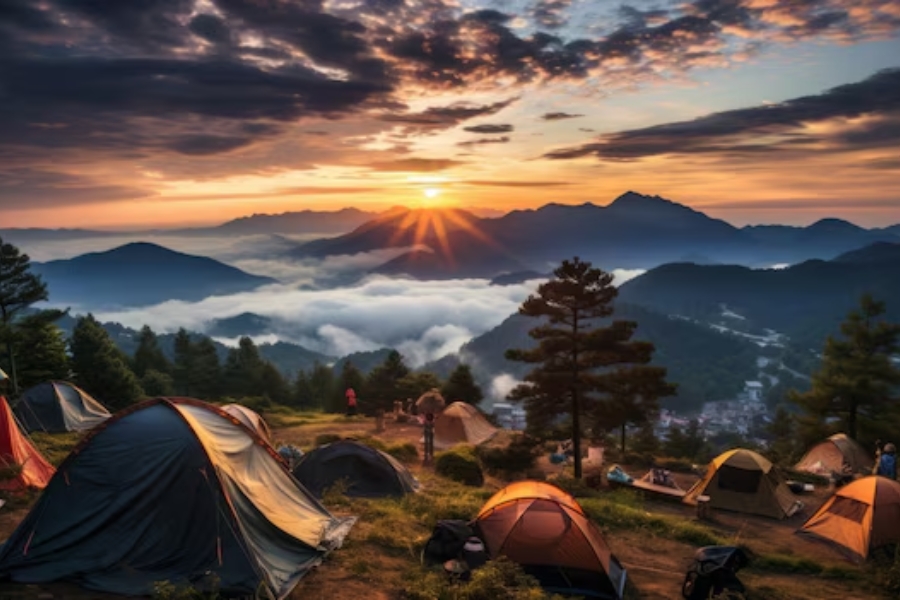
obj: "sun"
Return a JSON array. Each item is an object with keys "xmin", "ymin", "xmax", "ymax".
[{"xmin": 423, "ymin": 187, "xmax": 441, "ymax": 199}]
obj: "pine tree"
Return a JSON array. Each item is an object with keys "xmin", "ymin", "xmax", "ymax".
[
  {"xmin": 309, "ymin": 362, "xmax": 336, "ymax": 410},
  {"xmin": 791, "ymin": 295, "xmax": 900, "ymax": 447},
  {"xmin": 133, "ymin": 325, "xmax": 171, "ymax": 378},
  {"xmin": 631, "ymin": 421, "xmax": 660, "ymax": 454},
  {"xmin": 259, "ymin": 362, "xmax": 291, "ymax": 405},
  {"xmin": 364, "ymin": 350, "xmax": 410, "ymax": 412},
  {"xmin": 140, "ymin": 369, "xmax": 175, "ymax": 396},
  {"xmin": 331, "ymin": 360, "xmax": 365, "ymax": 413},
  {"xmin": 506, "ymin": 257, "xmax": 675, "ymax": 479},
  {"xmin": 767, "ymin": 405, "xmax": 798, "ymax": 464},
  {"xmin": 0, "ymin": 238, "xmax": 49, "ymax": 394},
  {"xmin": 9, "ymin": 311, "xmax": 70, "ymax": 389},
  {"xmin": 191, "ymin": 337, "xmax": 222, "ymax": 399},
  {"xmin": 69, "ymin": 314, "xmax": 143, "ymax": 409},
  {"xmin": 397, "ymin": 372, "xmax": 442, "ymax": 404},
  {"xmin": 663, "ymin": 420, "xmax": 708, "ymax": 461},
  {"xmin": 222, "ymin": 337, "xmax": 266, "ymax": 398},
  {"xmin": 294, "ymin": 370, "xmax": 314, "ymax": 408},
  {"xmin": 597, "ymin": 367, "xmax": 675, "ymax": 454},
  {"xmin": 172, "ymin": 329, "xmax": 195, "ymax": 396},
  {"xmin": 441, "ymin": 363, "xmax": 484, "ymax": 405}
]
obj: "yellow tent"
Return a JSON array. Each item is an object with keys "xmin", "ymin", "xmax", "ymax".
[
  {"xmin": 797, "ymin": 476, "xmax": 900, "ymax": 561},
  {"xmin": 683, "ymin": 449, "xmax": 800, "ymax": 519},
  {"xmin": 795, "ymin": 433, "xmax": 873, "ymax": 476}
]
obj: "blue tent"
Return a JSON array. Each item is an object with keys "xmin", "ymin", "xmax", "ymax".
[{"xmin": 0, "ymin": 397, "xmax": 354, "ymax": 598}]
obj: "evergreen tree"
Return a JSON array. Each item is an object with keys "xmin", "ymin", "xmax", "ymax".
[
  {"xmin": 141, "ymin": 369, "xmax": 175, "ymax": 396},
  {"xmin": 598, "ymin": 369, "xmax": 675, "ymax": 454},
  {"xmin": 0, "ymin": 238, "xmax": 49, "ymax": 394},
  {"xmin": 7, "ymin": 311, "xmax": 70, "ymax": 389},
  {"xmin": 631, "ymin": 421, "xmax": 660, "ymax": 454},
  {"xmin": 397, "ymin": 372, "xmax": 442, "ymax": 404},
  {"xmin": 506, "ymin": 257, "xmax": 675, "ymax": 479},
  {"xmin": 331, "ymin": 360, "xmax": 365, "ymax": 413},
  {"xmin": 172, "ymin": 329, "xmax": 195, "ymax": 396},
  {"xmin": 223, "ymin": 337, "xmax": 267, "ymax": 398},
  {"xmin": 309, "ymin": 362, "xmax": 336, "ymax": 410},
  {"xmin": 294, "ymin": 370, "xmax": 314, "ymax": 408},
  {"xmin": 663, "ymin": 419, "xmax": 708, "ymax": 461},
  {"xmin": 791, "ymin": 295, "xmax": 900, "ymax": 447},
  {"xmin": 259, "ymin": 362, "xmax": 291, "ymax": 405},
  {"xmin": 766, "ymin": 405, "xmax": 798, "ymax": 464},
  {"xmin": 191, "ymin": 337, "xmax": 222, "ymax": 399},
  {"xmin": 133, "ymin": 325, "xmax": 171, "ymax": 378},
  {"xmin": 69, "ymin": 314, "xmax": 143, "ymax": 409},
  {"xmin": 364, "ymin": 350, "xmax": 410, "ymax": 412},
  {"xmin": 441, "ymin": 363, "xmax": 484, "ymax": 405}
]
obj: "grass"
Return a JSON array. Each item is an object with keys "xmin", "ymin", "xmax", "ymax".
[{"xmin": 30, "ymin": 431, "xmax": 83, "ymax": 466}]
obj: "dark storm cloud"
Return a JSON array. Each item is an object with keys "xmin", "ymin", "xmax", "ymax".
[
  {"xmin": 532, "ymin": 0, "xmax": 572, "ymax": 29},
  {"xmin": 541, "ymin": 112, "xmax": 583, "ymax": 121},
  {"xmin": 544, "ymin": 68, "xmax": 900, "ymax": 160},
  {"xmin": 456, "ymin": 136, "xmax": 511, "ymax": 147},
  {"xmin": 462, "ymin": 124, "xmax": 514, "ymax": 134},
  {"xmin": 380, "ymin": 98, "xmax": 518, "ymax": 130},
  {"xmin": 188, "ymin": 14, "xmax": 233, "ymax": 45}
]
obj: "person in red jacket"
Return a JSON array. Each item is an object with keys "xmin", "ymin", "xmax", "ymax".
[{"xmin": 345, "ymin": 388, "xmax": 358, "ymax": 416}]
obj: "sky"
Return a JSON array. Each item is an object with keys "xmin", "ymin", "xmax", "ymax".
[{"xmin": 2, "ymin": 0, "xmax": 900, "ymax": 229}]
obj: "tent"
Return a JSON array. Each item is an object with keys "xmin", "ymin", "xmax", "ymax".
[
  {"xmin": 683, "ymin": 449, "xmax": 801, "ymax": 519},
  {"xmin": 795, "ymin": 433, "xmax": 873, "ymax": 477},
  {"xmin": 13, "ymin": 381, "xmax": 110, "ymax": 433},
  {"xmin": 473, "ymin": 481, "xmax": 627, "ymax": 599},
  {"xmin": 434, "ymin": 401, "xmax": 498, "ymax": 449},
  {"xmin": 0, "ymin": 397, "xmax": 354, "ymax": 599},
  {"xmin": 0, "ymin": 396, "xmax": 55, "ymax": 491},
  {"xmin": 292, "ymin": 440, "xmax": 419, "ymax": 498},
  {"xmin": 797, "ymin": 476, "xmax": 900, "ymax": 561},
  {"xmin": 221, "ymin": 403, "xmax": 272, "ymax": 442}
]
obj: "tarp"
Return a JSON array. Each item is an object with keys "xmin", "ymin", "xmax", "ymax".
[
  {"xmin": 292, "ymin": 440, "xmax": 419, "ymax": 498},
  {"xmin": 0, "ymin": 397, "xmax": 354, "ymax": 599},
  {"xmin": 13, "ymin": 381, "xmax": 110, "ymax": 433},
  {"xmin": 797, "ymin": 476, "xmax": 900, "ymax": 561},
  {"xmin": 221, "ymin": 403, "xmax": 272, "ymax": 442},
  {"xmin": 434, "ymin": 402, "xmax": 498, "ymax": 449},
  {"xmin": 473, "ymin": 481, "xmax": 627, "ymax": 599},
  {"xmin": 0, "ymin": 396, "xmax": 55, "ymax": 491},
  {"xmin": 683, "ymin": 449, "xmax": 800, "ymax": 519},
  {"xmin": 795, "ymin": 433, "xmax": 874, "ymax": 476}
]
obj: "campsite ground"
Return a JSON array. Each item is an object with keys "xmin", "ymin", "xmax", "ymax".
[{"xmin": 0, "ymin": 410, "xmax": 887, "ymax": 600}]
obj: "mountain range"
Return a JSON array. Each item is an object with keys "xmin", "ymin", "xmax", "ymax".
[
  {"xmin": 286, "ymin": 192, "xmax": 900, "ymax": 279},
  {"xmin": 33, "ymin": 243, "xmax": 277, "ymax": 309}
]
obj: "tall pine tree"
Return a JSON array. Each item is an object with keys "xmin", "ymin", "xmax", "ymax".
[
  {"xmin": 506, "ymin": 257, "xmax": 674, "ymax": 478},
  {"xmin": 309, "ymin": 362, "xmax": 336, "ymax": 410},
  {"xmin": 133, "ymin": 325, "xmax": 171, "ymax": 378},
  {"xmin": 441, "ymin": 363, "xmax": 484, "ymax": 405},
  {"xmin": 791, "ymin": 294, "xmax": 900, "ymax": 446},
  {"xmin": 69, "ymin": 314, "xmax": 143, "ymax": 409},
  {"xmin": 331, "ymin": 360, "xmax": 365, "ymax": 413},
  {"xmin": 9, "ymin": 311, "xmax": 70, "ymax": 389},
  {"xmin": 172, "ymin": 329, "xmax": 195, "ymax": 396},
  {"xmin": 294, "ymin": 370, "xmax": 314, "ymax": 408},
  {"xmin": 192, "ymin": 337, "xmax": 222, "ymax": 399},
  {"xmin": 0, "ymin": 238, "xmax": 49, "ymax": 394},
  {"xmin": 365, "ymin": 350, "xmax": 409, "ymax": 412}
]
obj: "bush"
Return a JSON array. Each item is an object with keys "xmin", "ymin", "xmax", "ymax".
[
  {"xmin": 235, "ymin": 396, "xmax": 272, "ymax": 413},
  {"xmin": 401, "ymin": 557, "xmax": 558, "ymax": 600},
  {"xmin": 387, "ymin": 442, "xmax": 419, "ymax": 463},
  {"xmin": 653, "ymin": 457, "xmax": 695, "ymax": 473},
  {"xmin": 435, "ymin": 447, "xmax": 484, "ymax": 486},
  {"xmin": 315, "ymin": 433, "xmax": 342, "ymax": 446},
  {"xmin": 0, "ymin": 462, "xmax": 24, "ymax": 483},
  {"xmin": 549, "ymin": 475, "xmax": 600, "ymax": 499},
  {"xmin": 476, "ymin": 434, "xmax": 539, "ymax": 478}
]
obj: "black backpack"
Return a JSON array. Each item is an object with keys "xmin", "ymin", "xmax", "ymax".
[{"xmin": 422, "ymin": 520, "xmax": 474, "ymax": 565}]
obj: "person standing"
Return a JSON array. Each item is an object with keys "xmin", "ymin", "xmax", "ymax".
[
  {"xmin": 877, "ymin": 443, "xmax": 897, "ymax": 480},
  {"xmin": 345, "ymin": 388, "xmax": 357, "ymax": 416}
]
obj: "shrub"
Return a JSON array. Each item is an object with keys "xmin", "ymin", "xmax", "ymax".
[
  {"xmin": 435, "ymin": 447, "xmax": 484, "ymax": 486},
  {"xmin": 400, "ymin": 558, "xmax": 558, "ymax": 600},
  {"xmin": 236, "ymin": 396, "xmax": 272, "ymax": 413},
  {"xmin": 387, "ymin": 442, "xmax": 419, "ymax": 463},
  {"xmin": 315, "ymin": 433, "xmax": 342, "ymax": 446},
  {"xmin": 0, "ymin": 462, "xmax": 24, "ymax": 483},
  {"xmin": 476, "ymin": 434, "xmax": 539, "ymax": 478},
  {"xmin": 152, "ymin": 575, "xmax": 221, "ymax": 599},
  {"xmin": 550, "ymin": 475, "xmax": 600, "ymax": 498},
  {"xmin": 653, "ymin": 456, "xmax": 695, "ymax": 473}
]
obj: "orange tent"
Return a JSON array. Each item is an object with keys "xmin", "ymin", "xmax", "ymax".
[
  {"xmin": 433, "ymin": 402, "xmax": 497, "ymax": 449},
  {"xmin": 473, "ymin": 481, "xmax": 627, "ymax": 599},
  {"xmin": 0, "ymin": 396, "xmax": 55, "ymax": 491},
  {"xmin": 795, "ymin": 433, "xmax": 873, "ymax": 476},
  {"xmin": 797, "ymin": 476, "xmax": 900, "ymax": 561}
]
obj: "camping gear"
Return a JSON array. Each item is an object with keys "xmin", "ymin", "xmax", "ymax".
[
  {"xmin": 221, "ymin": 403, "xmax": 272, "ymax": 442},
  {"xmin": 795, "ymin": 433, "xmax": 874, "ymax": 477},
  {"xmin": 796, "ymin": 476, "xmax": 900, "ymax": 562},
  {"xmin": 607, "ymin": 465, "xmax": 633, "ymax": 484},
  {"xmin": 0, "ymin": 396, "xmax": 55, "ymax": 491},
  {"xmin": 786, "ymin": 481, "xmax": 815, "ymax": 494},
  {"xmin": 473, "ymin": 481, "xmax": 627, "ymax": 599},
  {"xmin": 292, "ymin": 439, "xmax": 419, "ymax": 498},
  {"xmin": 683, "ymin": 449, "xmax": 802, "ymax": 519},
  {"xmin": 13, "ymin": 381, "xmax": 110, "ymax": 433},
  {"xmin": 606, "ymin": 465, "xmax": 688, "ymax": 503},
  {"xmin": 681, "ymin": 546, "xmax": 749, "ymax": 600},
  {"xmin": 0, "ymin": 397, "xmax": 354, "ymax": 599},
  {"xmin": 0, "ymin": 368, "xmax": 7, "ymax": 381},
  {"xmin": 462, "ymin": 537, "xmax": 489, "ymax": 570},
  {"xmin": 277, "ymin": 444, "xmax": 304, "ymax": 469},
  {"xmin": 423, "ymin": 520, "xmax": 474, "ymax": 565},
  {"xmin": 433, "ymin": 401, "xmax": 498, "ymax": 449},
  {"xmin": 416, "ymin": 389, "xmax": 446, "ymax": 414}
]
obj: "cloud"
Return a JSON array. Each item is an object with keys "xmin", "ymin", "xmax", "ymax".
[
  {"xmin": 87, "ymin": 273, "xmax": 543, "ymax": 366},
  {"xmin": 462, "ymin": 124, "xmax": 514, "ymax": 134},
  {"xmin": 541, "ymin": 112, "xmax": 584, "ymax": 121},
  {"xmin": 612, "ymin": 268, "xmax": 646, "ymax": 285},
  {"xmin": 490, "ymin": 373, "xmax": 523, "ymax": 401},
  {"xmin": 364, "ymin": 158, "xmax": 467, "ymax": 171},
  {"xmin": 0, "ymin": 170, "xmax": 155, "ymax": 209},
  {"xmin": 458, "ymin": 180, "xmax": 572, "ymax": 187},
  {"xmin": 544, "ymin": 67, "xmax": 900, "ymax": 161},
  {"xmin": 379, "ymin": 98, "xmax": 518, "ymax": 132},
  {"xmin": 457, "ymin": 137, "xmax": 511, "ymax": 147}
]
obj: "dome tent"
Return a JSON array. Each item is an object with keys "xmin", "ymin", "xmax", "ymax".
[
  {"xmin": 797, "ymin": 476, "xmax": 900, "ymax": 562},
  {"xmin": 0, "ymin": 396, "xmax": 55, "ymax": 491},
  {"xmin": 795, "ymin": 433, "xmax": 873, "ymax": 477},
  {"xmin": 0, "ymin": 397, "xmax": 354, "ymax": 599},
  {"xmin": 473, "ymin": 481, "xmax": 627, "ymax": 599},
  {"xmin": 684, "ymin": 449, "xmax": 800, "ymax": 519},
  {"xmin": 292, "ymin": 439, "xmax": 419, "ymax": 498},
  {"xmin": 221, "ymin": 402, "xmax": 272, "ymax": 442},
  {"xmin": 434, "ymin": 401, "xmax": 498, "ymax": 449},
  {"xmin": 13, "ymin": 381, "xmax": 110, "ymax": 433}
]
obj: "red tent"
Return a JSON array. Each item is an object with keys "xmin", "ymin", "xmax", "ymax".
[{"xmin": 0, "ymin": 396, "xmax": 55, "ymax": 491}]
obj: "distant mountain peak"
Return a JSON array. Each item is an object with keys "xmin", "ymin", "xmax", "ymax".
[
  {"xmin": 807, "ymin": 218, "xmax": 862, "ymax": 232},
  {"xmin": 607, "ymin": 191, "xmax": 690, "ymax": 212}
]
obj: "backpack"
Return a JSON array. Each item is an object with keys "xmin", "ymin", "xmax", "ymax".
[{"xmin": 422, "ymin": 520, "xmax": 474, "ymax": 565}]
